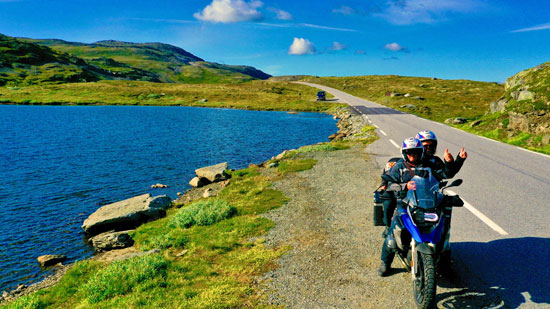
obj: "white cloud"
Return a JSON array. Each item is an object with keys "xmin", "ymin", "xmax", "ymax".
[
  {"xmin": 288, "ymin": 37, "xmax": 316, "ymax": 55},
  {"xmin": 384, "ymin": 42, "xmax": 405, "ymax": 51},
  {"xmin": 194, "ymin": 0, "xmax": 263, "ymax": 23},
  {"xmin": 511, "ymin": 23, "xmax": 550, "ymax": 33},
  {"xmin": 268, "ymin": 7, "xmax": 293, "ymax": 20},
  {"xmin": 377, "ymin": 0, "xmax": 480, "ymax": 25},
  {"xmin": 332, "ymin": 5, "xmax": 356, "ymax": 15},
  {"xmin": 329, "ymin": 42, "xmax": 346, "ymax": 51}
]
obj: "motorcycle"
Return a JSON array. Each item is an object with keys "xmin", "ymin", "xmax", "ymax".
[{"xmin": 387, "ymin": 172, "xmax": 464, "ymax": 308}]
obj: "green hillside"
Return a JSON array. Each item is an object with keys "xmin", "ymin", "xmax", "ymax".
[
  {"xmin": 0, "ymin": 34, "xmax": 114, "ymax": 85},
  {"xmin": 21, "ymin": 37, "xmax": 271, "ymax": 83}
]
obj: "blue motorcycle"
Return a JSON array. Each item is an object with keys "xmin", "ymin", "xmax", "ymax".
[{"xmin": 388, "ymin": 173, "xmax": 464, "ymax": 308}]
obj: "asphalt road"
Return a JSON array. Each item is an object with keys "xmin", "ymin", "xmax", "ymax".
[{"xmin": 298, "ymin": 82, "xmax": 550, "ymax": 308}]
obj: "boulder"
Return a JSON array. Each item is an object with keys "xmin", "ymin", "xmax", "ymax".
[
  {"xmin": 490, "ymin": 98, "xmax": 508, "ymax": 113},
  {"xmin": 508, "ymin": 112, "xmax": 530, "ymax": 131},
  {"xmin": 400, "ymin": 104, "xmax": 416, "ymax": 109},
  {"xmin": 37, "ymin": 254, "xmax": 66, "ymax": 267},
  {"xmin": 82, "ymin": 194, "xmax": 172, "ymax": 236},
  {"xmin": 150, "ymin": 183, "xmax": 168, "ymax": 189},
  {"xmin": 445, "ymin": 117, "xmax": 468, "ymax": 125},
  {"xmin": 203, "ymin": 188, "xmax": 213, "ymax": 198},
  {"xmin": 195, "ymin": 162, "xmax": 229, "ymax": 182},
  {"xmin": 404, "ymin": 93, "xmax": 411, "ymax": 97},
  {"xmin": 275, "ymin": 150, "xmax": 289, "ymax": 160},
  {"xmin": 189, "ymin": 176, "xmax": 210, "ymax": 188},
  {"xmin": 542, "ymin": 135, "xmax": 550, "ymax": 145},
  {"xmin": 517, "ymin": 90, "xmax": 534, "ymax": 101},
  {"xmin": 470, "ymin": 120, "xmax": 482, "ymax": 127},
  {"xmin": 90, "ymin": 230, "xmax": 134, "ymax": 251}
]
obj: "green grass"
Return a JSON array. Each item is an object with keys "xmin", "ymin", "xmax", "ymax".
[
  {"xmin": 170, "ymin": 199, "xmax": 236, "ymax": 228},
  {"xmin": 277, "ymin": 159, "xmax": 318, "ymax": 175},
  {"xmin": 0, "ymin": 80, "xmax": 347, "ymax": 112}
]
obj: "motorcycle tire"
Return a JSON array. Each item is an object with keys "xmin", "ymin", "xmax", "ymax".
[{"xmin": 413, "ymin": 252, "xmax": 436, "ymax": 309}]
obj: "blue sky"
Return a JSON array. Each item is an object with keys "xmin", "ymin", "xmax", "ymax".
[{"xmin": 1, "ymin": 0, "xmax": 549, "ymax": 82}]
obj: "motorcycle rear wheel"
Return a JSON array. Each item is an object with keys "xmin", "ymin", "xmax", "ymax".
[{"xmin": 413, "ymin": 252, "xmax": 436, "ymax": 308}]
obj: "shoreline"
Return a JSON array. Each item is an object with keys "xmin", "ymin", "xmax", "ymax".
[{"xmin": 0, "ymin": 105, "xmax": 368, "ymax": 305}]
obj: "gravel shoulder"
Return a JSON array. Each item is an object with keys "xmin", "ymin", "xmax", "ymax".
[{"xmin": 259, "ymin": 142, "xmax": 495, "ymax": 308}]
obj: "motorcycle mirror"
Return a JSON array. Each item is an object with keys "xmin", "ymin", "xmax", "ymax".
[{"xmin": 449, "ymin": 179, "xmax": 463, "ymax": 187}]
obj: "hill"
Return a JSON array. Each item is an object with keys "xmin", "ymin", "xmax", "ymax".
[
  {"xmin": 20, "ymin": 37, "xmax": 271, "ymax": 83},
  {"xmin": 0, "ymin": 34, "xmax": 115, "ymax": 85},
  {"xmin": 0, "ymin": 33, "xmax": 271, "ymax": 86}
]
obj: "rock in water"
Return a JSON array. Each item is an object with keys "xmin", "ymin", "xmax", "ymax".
[
  {"xmin": 82, "ymin": 194, "xmax": 171, "ymax": 236},
  {"xmin": 37, "ymin": 254, "xmax": 67, "ymax": 267},
  {"xmin": 195, "ymin": 162, "xmax": 229, "ymax": 182}
]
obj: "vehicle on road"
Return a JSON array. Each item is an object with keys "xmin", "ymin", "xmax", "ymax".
[
  {"xmin": 388, "ymin": 173, "xmax": 464, "ymax": 308},
  {"xmin": 316, "ymin": 91, "xmax": 326, "ymax": 101}
]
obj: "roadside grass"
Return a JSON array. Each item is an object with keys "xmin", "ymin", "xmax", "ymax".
[
  {"xmin": 0, "ymin": 80, "xmax": 347, "ymax": 112},
  {"xmin": 5, "ymin": 163, "xmax": 300, "ymax": 308}
]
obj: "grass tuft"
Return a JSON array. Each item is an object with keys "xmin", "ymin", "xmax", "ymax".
[{"xmin": 171, "ymin": 199, "xmax": 237, "ymax": 228}]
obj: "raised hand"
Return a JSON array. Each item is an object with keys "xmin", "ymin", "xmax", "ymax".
[
  {"xmin": 444, "ymin": 148, "xmax": 454, "ymax": 162},
  {"xmin": 459, "ymin": 147, "xmax": 467, "ymax": 159}
]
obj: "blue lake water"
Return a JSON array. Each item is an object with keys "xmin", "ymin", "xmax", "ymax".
[{"xmin": 0, "ymin": 105, "xmax": 337, "ymax": 291}]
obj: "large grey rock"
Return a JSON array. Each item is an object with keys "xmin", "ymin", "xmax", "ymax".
[
  {"xmin": 82, "ymin": 194, "xmax": 171, "ymax": 236},
  {"xmin": 508, "ymin": 112, "xmax": 530, "ymax": 131},
  {"xmin": 189, "ymin": 176, "xmax": 210, "ymax": 188},
  {"xmin": 445, "ymin": 117, "xmax": 468, "ymax": 125},
  {"xmin": 37, "ymin": 254, "xmax": 66, "ymax": 267},
  {"xmin": 90, "ymin": 230, "xmax": 134, "ymax": 251},
  {"xmin": 195, "ymin": 162, "xmax": 229, "ymax": 182},
  {"xmin": 490, "ymin": 98, "xmax": 509, "ymax": 113}
]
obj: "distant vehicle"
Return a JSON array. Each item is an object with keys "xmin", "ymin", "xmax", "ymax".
[{"xmin": 316, "ymin": 91, "xmax": 326, "ymax": 101}]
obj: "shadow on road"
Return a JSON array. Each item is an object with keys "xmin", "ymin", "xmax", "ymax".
[
  {"xmin": 438, "ymin": 237, "xmax": 550, "ymax": 307},
  {"xmin": 352, "ymin": 105, "xmax": 403, "ymax": 115}
]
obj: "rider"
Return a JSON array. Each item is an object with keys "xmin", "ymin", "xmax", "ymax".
[
  {"xmin": 378, "ymin": 137, "xmax": 445, "ymax": 277},
  {"xmin": 416, "ymin": 130, "xmax": 467, "ymax": 179}
]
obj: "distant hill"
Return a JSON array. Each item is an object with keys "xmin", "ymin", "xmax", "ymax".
[
  {"xmin": 0, "ymin": 34, "xmax": 116, "ymax": 85},
  {"xmin": 489, "ymin": 62, "xmax": 550, "ymax": 135},
  {"xmin": 0, "ymin": 33, "xmax": 271, "ymax": 86}
]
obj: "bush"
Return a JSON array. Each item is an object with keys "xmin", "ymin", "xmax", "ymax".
[
  {"xmin": 81, "ymin": 254, "xmax": 168, "ymax": 303},
  {"xmin": 171, "ymin": 199, "xmax": 236, "ymax": 228}
]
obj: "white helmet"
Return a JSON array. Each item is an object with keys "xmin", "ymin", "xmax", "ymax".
[
  {"xmin": 415, "ymin": 130, "xmax": 438, "ymax": 156},
  {"xmin": 401, "ymin": 137, "xmax": 424, "ymax": 164}
]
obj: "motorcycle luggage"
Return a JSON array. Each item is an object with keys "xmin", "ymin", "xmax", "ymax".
[{"xmin": 373, "ymin": 190, "xmax": 385, "ymax": 226}]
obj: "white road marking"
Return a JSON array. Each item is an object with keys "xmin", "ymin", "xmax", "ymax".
[
  {"xmin": 379, "ymin": 129, "xmax": 387, "ymax": 136},
  {"xmin": 373, "ymin": 124, "xmax": 379, "ymax": 128},
  {"xmin": 519, "ymin": 147, "xmax": 550, "ymax": 158},
  {"xmin": 389, "ymin": 139, "xmax": 400, "ymax": 148},
  {"xmin": 448, "ymin": 190, "xmax": 509, "ymax": 236}
]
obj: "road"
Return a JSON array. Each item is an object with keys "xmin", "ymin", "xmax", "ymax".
[{"xmin": 298, "ymin": 82, "xmax": 550, "ymax": 308}]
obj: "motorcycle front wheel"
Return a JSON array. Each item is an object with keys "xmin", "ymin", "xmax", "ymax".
[{"xmin": 413, "ymin": 252, "xmax": 436, "ymax": 308}]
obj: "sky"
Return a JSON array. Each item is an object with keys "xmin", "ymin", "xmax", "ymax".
[{"xmin": 1, "ymin": 0, "xmax": 549, "ymax": 82}]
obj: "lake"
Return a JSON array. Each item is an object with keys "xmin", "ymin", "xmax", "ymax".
[{"xmin": 0, "ymin": 105, "xmax": 337, "ymax": 292}]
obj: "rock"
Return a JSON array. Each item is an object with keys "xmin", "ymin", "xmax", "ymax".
[
  {"xmin": 189, "ymin": 176, "xmax": 210, "ymax": 188},
  {"xmin": 37, "ymin": 254, "xmax": 67, "ymax": 267},
  {"xmin": 404, "ymin": 93, "xmax": 411, "ymax": 97},
  {"xmin": 275, "ymin": 150, "xmax": 288, "ymax": 160},
  {"xmin": 470, "ymin": 120, "xmax": 482, "ymax": 127},
  {"xmin": 221, "ymin": 179, "xmax": 231, "ymax": 188},
  {"xmin": 414, "ymin": 96, "xmax": 425, "ymax": 100},
  {"xmin": 90, "ymin": 230, "xmax": 134, "ymax": 251},
  {"xmin": 400, "ymin": 104, "xmax": 416, "ymax": 109},
  {"xmin": 82, "ymin": 194, "xmax": 172, "ymax": 236},
  {"xmin": 248, "ymin": 163, "xmax": 261, "ymax": 168},
  {"xmin": 195, "ymin": 162, "xmax": 229, "ymax": 182},
  {"xmin": 150, "ymin": 183, "xmax": 168, "ymax": 189},
  {"xmin": 177, "ymin": 192, "xmax": 182, "ymax": 196},
  {"xmin": 203, "ymin": 188, "xmax": 213, "ymax": 198},
  {"xmin": 445, "ymin": 117, "xmax": 468, "ymax": 125},
  {"xmin": 199, "ymin": 98, "xmax": 208, "ymax": 102},
  {"xmin": 517, "ymin": 90, "xmax": 534, "ymax": 101},
  {"xmin": 390, "ymin": 92, "xmax": 404, "ymax": 97},
  {"xmin": 542, "ymin": 135, "xmax": 550, "ymax": 144},
  {"xmin": 508, "ymin": 112, "xmax": 530, "ymax": 131},
  {"xmin": 490, "ymin": 98, "xmax": 509, "ymax": 113},
  {"xmin": 267, "ymin": 162, "xmax": 279, "ymax": 168}
]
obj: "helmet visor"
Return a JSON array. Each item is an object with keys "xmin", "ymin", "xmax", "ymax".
[{"xmin": 404, "ymin": 148, "xmax": 423, "ymax": 158}]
